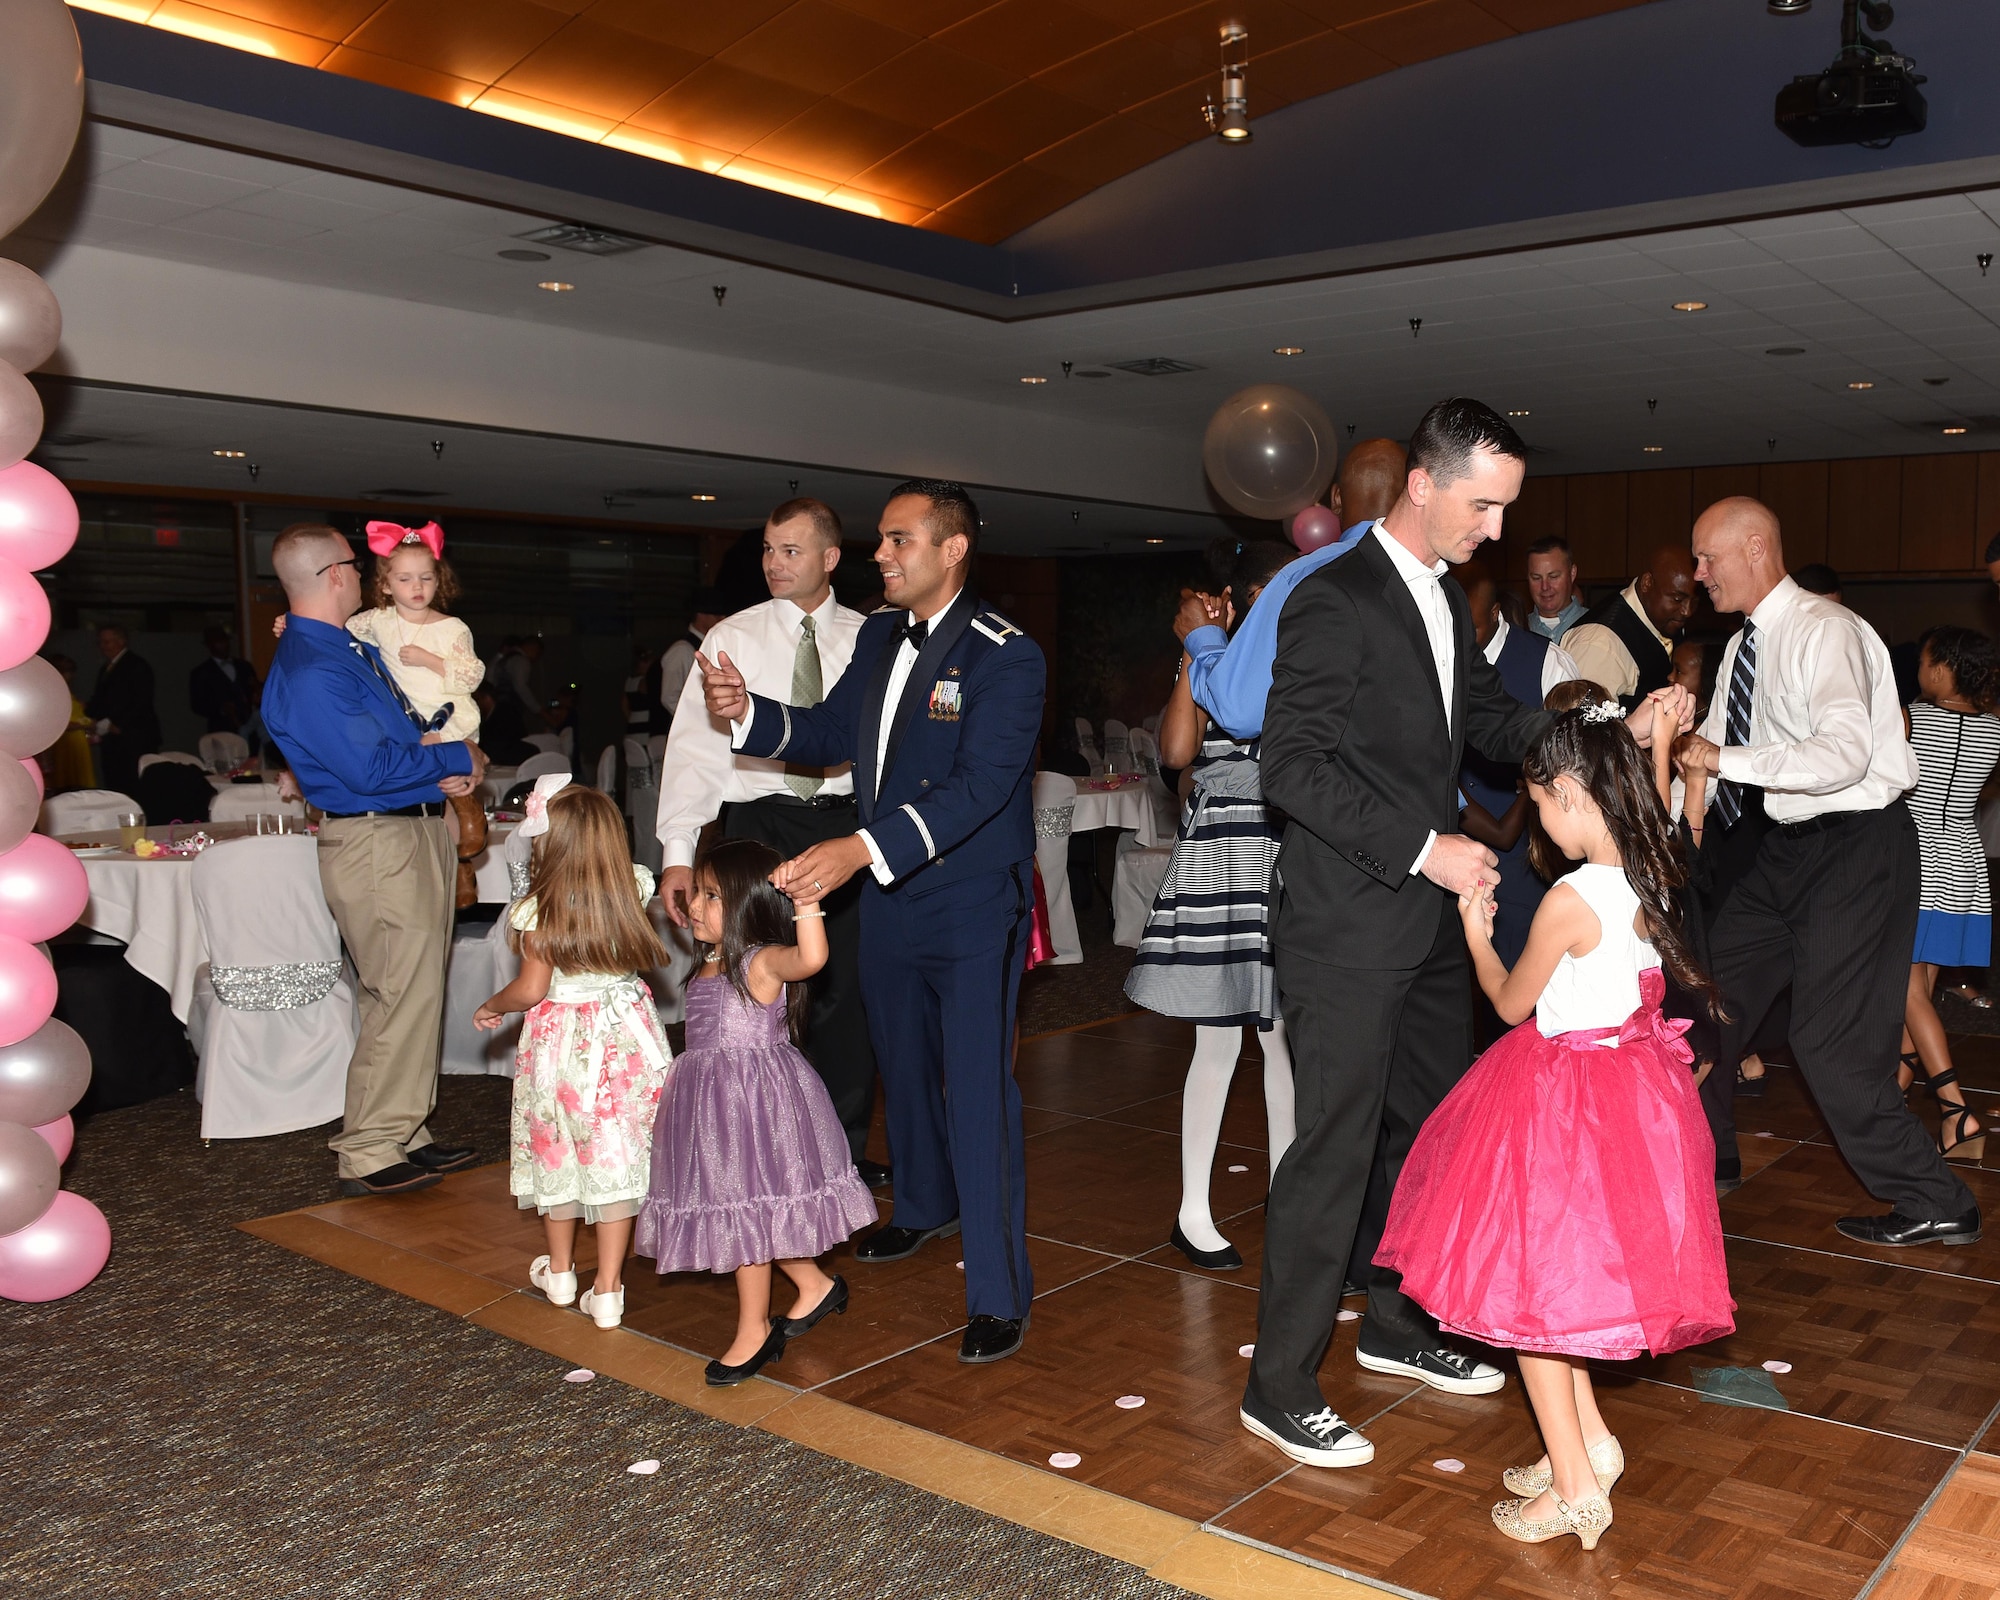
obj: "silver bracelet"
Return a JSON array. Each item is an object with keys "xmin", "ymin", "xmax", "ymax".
[{"xmin": 793, "ymin": 907, "xmax": 825, "ymax": 919}]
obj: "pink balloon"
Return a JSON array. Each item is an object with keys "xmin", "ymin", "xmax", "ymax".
[
  {"xmin": 0, "ymin": 835, "xmax": 86, "ymax": 944},
  {"xmin": 0, "ymin": 462, "xmax": 77, "ymax": 570},
  {"xmin": 1290, "ymin": 504, "xmax": 1342, "ymax": 554},
  {"xmin": 0, "ymin": 936, "xmax": 56, "ymax": 1047},
  {"xmin": 0, "ymin": 1189, "xmax": 110, "ymax": 1302},
  {"xmin": 33, "ymin": 1113, "xmax": 72, "ymax": 1164},
  {"xmin": 18, "ymin": 758, "xmax": 41, "ymax": 803},
  {"xmin": 0, "ymin": 558, "xmax": 49, "ymax": 672}
]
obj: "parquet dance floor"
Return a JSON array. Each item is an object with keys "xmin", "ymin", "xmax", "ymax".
[{"xmin": 247, "ymin": 1014, "xmax": 2000, "ymax": 1600}]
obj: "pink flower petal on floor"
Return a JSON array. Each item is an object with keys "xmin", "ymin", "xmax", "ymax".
[
  {"xmin": 1754, "ymin": 1131, "xmax": 1774, "ymax": 1138},
  {"xmin": 1336, "ymin": 1309, "xmax": 1361, "ymax": 1322},
  {"xmin": 565, "ymin": 1369, "xmax": 596, "ymax": 1384},
  {"xmin": 1433, "ymin": 1458, "xmax": 1466, "ymax": 1473},
  {"xmin": 1227, "ymin": 1164, "xmax": 1249, "ymax": 1173},
  {"xmin": 626, "ymin": 1459, "xmax": 660, "ymax": 1475},
  {"xmin": 956, "ymin": 1260, "xmax": 965, "ymax": 1270},
  {"xmin": 1238, "ymin": 1343, "xmax": 1255, "ymax": 1357},
  {"xmin": 1115, "ymin": 1395, "xmax": 1146, "ymax": 1410},
  {"xmin": 1049, "ymin": 1452, "xmax": 1082, "ymax": 1469},
  {"xmin": 1762, "ymin": 1360, "xmax": 1793, "ymax": 1374}
]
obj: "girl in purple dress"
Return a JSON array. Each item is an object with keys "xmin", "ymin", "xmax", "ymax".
[
  {"xmin": 1377, "ymin": 701, "xmax": 1735, "ymax": 1552},
  {"xmin": 635, "ymin": 838, "xmax": 877, "ymax": 1387}
]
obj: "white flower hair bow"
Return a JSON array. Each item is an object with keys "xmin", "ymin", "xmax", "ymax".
[
  {"xmin": 516, "ymin": 773, "xmax": 571, "ymax": 839},
  {"xmin": 1580, "ymin": 700, "xmax": 1623, "ymax": 725}
]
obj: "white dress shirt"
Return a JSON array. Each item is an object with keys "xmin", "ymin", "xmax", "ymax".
[
  {"xmin": 657, "ymin": 625, "xmax": 704, "ymax": 716},
  {"xmin": 656, "ymin": 594, "xmax": 864, "ymax": 869},
  {"xmin": 1484, "ymin": 614, "xmax": 1580, "ymax": 701},
  {"xmin": 1373, "ymin": 524, "xmax": 1456, "ymax": 875},
  {"xmin": 853, "ymin": 612, "xmax": 935, "ymax": 886},
  {"xmin": 1694, "ymin": 575, "xmax": 1918, "ymax": 823},
  {"xmin": 1561, "ymin": 582, "xmax": 1671, "ymax": 701}
]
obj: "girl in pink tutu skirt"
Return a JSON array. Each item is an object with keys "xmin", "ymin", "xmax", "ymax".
[
  {"xmin": 1376, "ymin": 698, "xmax": 1735, "ymax": 1552},
  {"xmin": 635, "ymin": 838, "xmax": 878, "ymax": 1388}
]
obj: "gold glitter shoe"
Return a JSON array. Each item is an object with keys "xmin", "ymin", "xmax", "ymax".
[
  {"xmin": 1502, "ymin": 1435, "xmax": 1623, "ymax": 1498},
  {"xmin": 1492, "ymin": 1492, "xmax": 1613, "ymax": 1550}
]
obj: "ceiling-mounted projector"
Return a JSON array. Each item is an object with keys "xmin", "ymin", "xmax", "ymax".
[{"xmin": 1775, "ymin": 0, "xmax": 1926, "ymax": 147}]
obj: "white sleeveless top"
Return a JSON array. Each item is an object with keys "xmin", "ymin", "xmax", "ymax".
[{"xmin": 1535, "ymin": 863, "xmax": 1662, "ymax": 1038}]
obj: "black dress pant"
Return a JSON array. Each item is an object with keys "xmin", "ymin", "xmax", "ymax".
[
  {"xmin": 721, "ymin": 795, "xmax": 877, "ymax": 1160},
  {"xmin": 1253, "ymin": 909, "xmax": 1474, "ymax": 1414},
  {"xmin": 1708, "ymin": 802, "xmax": 1974, "ymax": 1221}
]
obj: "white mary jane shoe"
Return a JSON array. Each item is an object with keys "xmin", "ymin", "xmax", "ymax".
[
  {"xmin": 529, "ymin": 1254, "xmax": 577, "ymax": 1307},
  {"xmin": 579, "ymin": 1285, "xmax": 624, "ymax": 1329}
]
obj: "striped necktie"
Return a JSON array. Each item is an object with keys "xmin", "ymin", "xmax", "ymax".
[
  {"xmin": 784, "ymin": 615, "xmax": 824, "ymax": 799},
  {"xmin": 1712, "ymin": 619, "xmax": 1757, "ymax": 829},
  {"xmin": 351, "ymin": 638, "xmax": 427, "ymax": 734}
]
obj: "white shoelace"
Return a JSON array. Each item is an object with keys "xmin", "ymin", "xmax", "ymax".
[{"xmin": 1300, "ymin": 1407, "xmax": 1348, "ymax": 1439}]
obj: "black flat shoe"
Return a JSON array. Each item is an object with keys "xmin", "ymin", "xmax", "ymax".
[
  {"xmin": 406, "ymin": 1144, "xmax": 478, "ymax": 1173},
  {"xmin": 1734, "ymin": 1064, "xmax": 1768, "ymax": 1099},
  {"xmin": 855, "ymin": 1220, "xmax": 959, "ymax": 1263},
  {"xmin": 1168, "ymin": 1222, "xmax": 1243, "ymax": 1271},
  {"xmin": 705, "ymin": 1325, "xmax": 787, "ymax": 1387},
  {"xmin": 855, "ymin": 1159, "xmax": 892, "ymax": 1189},
  {"xmin": 337, "ymin": 1162, "xmax": 441, "ymax": 1197},
  {"xmin": 777, "ymin": 1275, "xmax": 848, "ymax": 1339},
  {"xmin": 1835, "ymin": 1207, "xmax": 1982, "ymax": 1247},
  {"xmin": 958, "ymin": 1312, "xmax": 1027, "ymax": 1364}
]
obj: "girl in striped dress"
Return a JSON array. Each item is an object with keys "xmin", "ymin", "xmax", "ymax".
[
  {"xmin": 1900, "ymin": 625, "xmax": 2000, "ymax": 1163},
  {"xmin": 1126, "ymin": 540, "xmax": 1301, "ymax": 1270}
]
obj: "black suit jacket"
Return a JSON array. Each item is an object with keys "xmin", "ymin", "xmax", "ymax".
[
  {"xmin": 1262, "ymin": 531, "xmax": 1552, "ymax": 971},
  {"xmin": 86, "ymin": 651, "xmax": 161, "ymax": 751},
  {"xmin": 189, "ymin": 656, "xmax": 257, "ymax": 732}
]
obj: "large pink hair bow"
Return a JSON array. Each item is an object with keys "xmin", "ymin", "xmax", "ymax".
[{"xmin": 365, "ymin": 520, "xmax": 444, "ymax": 560}]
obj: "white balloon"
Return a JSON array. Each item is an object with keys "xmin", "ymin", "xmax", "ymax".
[
  {"xmin": 0, "ymin": 0, "xmax": 86, "ymax": 240},
  {"xmin": 0, "ymin": 365, "xmax": 42, "ymax": 473},
  {"xmin": 0, "ymin": 263, "xmax": 60, "ymax": 373}
]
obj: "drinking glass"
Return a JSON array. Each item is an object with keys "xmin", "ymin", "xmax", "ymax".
[{"xmin": 116, "ymin": 811, "xmax": 145, "ymax": 851}]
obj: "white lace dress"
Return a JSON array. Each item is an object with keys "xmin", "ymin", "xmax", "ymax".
[{"xmin": 345, "ymin": 609, "xmax": 484, "ymax": 742}]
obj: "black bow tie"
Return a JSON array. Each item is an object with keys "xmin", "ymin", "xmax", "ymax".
[{"xmin": 897, "ymin": 617, "xmax": 929, "ymax": 651}]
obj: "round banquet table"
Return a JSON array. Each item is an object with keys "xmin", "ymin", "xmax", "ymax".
[{"xmin": 1069, "ymin": 775, "xmax": 1171, "ymax": 847}]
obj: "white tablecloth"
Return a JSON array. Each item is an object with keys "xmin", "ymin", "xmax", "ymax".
[
  {"xmin": 467, "ymin": 820, "xmax": 518, "ymax": 904},
  {"xmin": 478, "ymin": 767, "xmax": 519, "ymax": 809},
  {"xmin": 1069, "ymin": 779, "xmax": 1170, "ymax": 847},
  {"xmin": 79, "ymin": 850, "xmax": 207, "ymax": 1022}
]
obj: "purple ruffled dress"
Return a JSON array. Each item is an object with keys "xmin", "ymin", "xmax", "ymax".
[{"xmin": 635, "ymin": 960, "xmax": 877, "ymax": 1275}]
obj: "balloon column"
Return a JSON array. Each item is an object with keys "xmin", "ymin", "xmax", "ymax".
[{"xmin": 0, "ymin": 0, "xmax": 107, "ymax": 1303}]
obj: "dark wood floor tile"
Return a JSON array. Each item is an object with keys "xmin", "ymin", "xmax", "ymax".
[
  {"xmin": 820, "ymin": 1260, "xmax": 1419, "ymax": 1523},
  {"xmin": 1721, "ymin": 1142, "xmax": 2000, "ymax": 1284},
  {"xmin": 1140, "ymin": 1200, "xmax": 1269, "ymax": 1281},
  {"xmin": 1053, "ymin": 1009, "xmax": 1198, "ymax": 1054},
  {"xmin": 1632, "ymin": 1237, "xmax": 2000, "ymax": 1447},
  {"xmin": 1214, "ymin": 1378, "xmax": 1950, "ymax": 1600},
  {"xmin": 1732, "ymin": 1063, "xmax": 1839, "ymax": 1145},
  {"xmin": 1982, "ymin": 1415, "xmax": 2000, "ymax": 1454},
  {"xmin": 1739, "ymin": 1135, "xmax": 1803, "ymax": 1182},
  {"xmin": 1939, "ymin": 1033, "xmax": 2000, "ymax": 1094},
  {"xmin": 1021, "ymin": 1105, "xmax": 1083, "ymax": 1138},
  {"xmin": 1104, "ymin": 1068, "xmax": 1279, "ymax": 1156},
  {"xmin": 1024, "ymin": 1115, "xmax": 1268, "ymax": 1257},
  {"xmin": 1013, "ymin": 1033, "xmax": 1194, "ymax": 1117}
]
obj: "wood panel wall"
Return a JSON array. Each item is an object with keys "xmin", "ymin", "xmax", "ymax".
[{"xmin": 1501, "ymin": 450, "xmax": 2000, "ymax": 584}]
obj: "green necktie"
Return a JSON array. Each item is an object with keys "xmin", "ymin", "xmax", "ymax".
[{"xmin": 785, "ymin": 615, "xmax": 824, "ymax": 799}]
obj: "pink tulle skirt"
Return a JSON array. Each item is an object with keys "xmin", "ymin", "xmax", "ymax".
[{"xmin": 1375, "ymin": 970, "xmax": 1735, "ymax": 1360}]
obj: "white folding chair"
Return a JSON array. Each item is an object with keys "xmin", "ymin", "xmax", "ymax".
[
  {"xmin": 594, "ymin": 744, "xmax": 617, "ymax": 793},
  {"xmin": 442, "ymin": 913, "xmax": 521, "ymax": 1075},
  {"xmin": 522, "ymin": 732, "xmax": 562, "ymax": 756},
  {"xmin": 1126, "ymin": 727, "xmax": 1179, "ymax": 842},
  {"xmin": 515, "ymin": 752, "xmax": 572, "ymax": 784},
  {"xmin": 39, "ymin": 789, "xmax": 140, "ymax": 836},
  {"xmin": 1031, "ymin": 771, "xmax": 1082, "ymax": 966},
  {"xmin": 208, "ymin": 782, "xmax": 309, "ymax": 825},
  {"xmin": 137, "ymin": 751, "xmax": 206, "ymax": 774},
  {"xmin": 1142, "ymin": 713, "xmax": 1161, "ymax": 737},
  {"xmin": 1072, "ymin": 716, "xmax": 1103, "ymax": 775},
  {"xmin": 198, "ymin": 732, "xmax": 250, "ymax": 771},
  {"xmin": 1112, "ymin": 829, "xmax": 1175, "ymax": 949},
  {"xmin": 188, "ymin": 836, "xmax": 355, "ymax": 1138}
]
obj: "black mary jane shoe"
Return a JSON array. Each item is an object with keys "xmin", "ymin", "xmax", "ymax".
[
  {"xmin": 1168, "ymin": 1222, "xmax": 1244, "ymax": 1272},
  {"xmin": 777, "ymin": 1275, "xmax": 849, "ymax": 1339},
  {"xmin": 958, "ymin": 1312, "xmax": 1028, "ymax": 1364},
  {"xmin": 704, "ymin": 1324, "xmax": 788, "ymax": 1388}
]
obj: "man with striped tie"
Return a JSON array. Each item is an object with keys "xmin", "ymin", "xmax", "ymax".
[{"xmin": 1679, "ymin": 498, "xmax": 1978, "ymax": 1247}]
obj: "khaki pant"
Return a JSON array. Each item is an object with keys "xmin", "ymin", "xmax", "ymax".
[{"xmin": 317, "ymin": 815, "xmax": 454, "ymax": 1179}]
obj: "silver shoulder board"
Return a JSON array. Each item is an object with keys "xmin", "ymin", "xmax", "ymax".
[{"xmin": 970, "ymin": 613, "xmax": 1021, "ymax": 645}]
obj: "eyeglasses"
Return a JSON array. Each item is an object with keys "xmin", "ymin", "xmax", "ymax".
[{"xmin": 315, "ymin": 557, "xmax": 359, "ymax": 577}]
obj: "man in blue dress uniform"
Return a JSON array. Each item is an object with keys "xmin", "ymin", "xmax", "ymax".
[{"xmin": 698, "ymin": 479, "xmax": 1046, "ymax": 1364}]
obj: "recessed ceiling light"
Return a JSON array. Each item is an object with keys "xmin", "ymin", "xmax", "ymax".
[
  {"xmin": 211, "ymin": 448, "xmax": 246, "ymax": 458},
  {"xmin": 536, "ymin": 280, "xmax": 574, "ymax": 293},
  {"xmin": 1847, "ymin": 380, "xmax": 1874, "ymax": 390},
  {"xmin": 690, "ymin": 492, "xmax": 717, "ymax": 502},
  {"xmin": 1145, "ymin": 537, "xmax": 1166, "ymax": 545},
  {"xmin": 1273, "ymin": 345, "xmax": 1303, "ymax": 356},
  {"xmin": 498, "ymin": 248, "xmax": 550, "ymax": 262},
  {"xmin": 1020, "ymin": 375, "xmax": 1047, "ymax": 384},
  {"xmin": 1643, "ymin": 445, "xmax": 1665, "ymax": 453},
  {"xmin": 1766, "ymin": 346, "xmax": 1805, "ymax": 356},
  {"xmin": 1507, "ymin": 409, "xmax": 1530, "ymax": 417},
  {"xmin": 1943, "ymin": 425, "xmax": 1969, "ymax": 435},
  {"xmin": 1672, "ymin": 301, "xmax": 1708, "ymax": 312}
]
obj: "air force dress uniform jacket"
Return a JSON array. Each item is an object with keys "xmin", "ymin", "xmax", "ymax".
[{"xmin": 733, "ymin": 590, "xmax": 1045, "ymax": 1319}]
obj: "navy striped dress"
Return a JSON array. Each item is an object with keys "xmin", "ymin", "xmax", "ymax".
[{"xmin": 1123, "ymin": 734, "xmax": 1281, "ymax": 1028}]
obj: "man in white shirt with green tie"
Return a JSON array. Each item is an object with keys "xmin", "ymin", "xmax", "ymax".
[{"xmin": 656, "ymin": 498, "xmax": 882, "ymax": 1182}]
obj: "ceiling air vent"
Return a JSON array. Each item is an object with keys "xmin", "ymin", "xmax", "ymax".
[
  {"xmin": 361, "ymin": 488, "xmax": 448, "ymax": 499},
  {"xmin": 1108, "ymin": 357, "xmax": 1204, "ymax": 377},
  {"xmin": 515, "ymin": 223, "xmax": 648, "ymax": 256}
]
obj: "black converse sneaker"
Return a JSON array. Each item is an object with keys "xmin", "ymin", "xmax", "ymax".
[
  {"xmin": 1239, "ymin": 1391, "xmax": 1376, "ymax": 1467},
  {"xmin": 1356, "ymin": 1343, "xmax": 1505, "ymax": 1394}
]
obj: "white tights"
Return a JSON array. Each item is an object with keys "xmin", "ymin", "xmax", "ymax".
[{"xmin": 1177, "ymin": 1020, "xmax": 1296, "ymax": 1254}]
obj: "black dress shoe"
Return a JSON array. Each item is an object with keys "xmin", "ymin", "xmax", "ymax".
[
  {"xmin": 1238, "ymin": 1388, "xmax": 1375, "ymax": 1467},
  {"xmin": 705, "ymin": 1324, "xmax": 788, "ymax": 1387},
  {"xmin": 958, "ymin": 1312, "xmax": 1027, "ymax": 1363},
  {"xmin": 407, "ymin": 1144, "xmax": 478, "ymax": 1173},
  {"xmin": 777, "ymin": 1275, "xmax": 848, "ymax": 1338},
  {"xmin": 855, "ymin": 1159, "xmax": 893, "ymax": 1189},
  {"xmin": 337, "ymin": 1162, "xmax": 441, "ymax": 1197},
  {"xmin": 1836, "ymin": 1208, "xmax": 1982, "ymax": 1247},
  {"xmin": 855, "ymin": 1220, "xmax": 959, "ymax": 1262},
  {"xmin": 1168, "ymin": 1222, "xmax": 1243, "ymax": 1271}
]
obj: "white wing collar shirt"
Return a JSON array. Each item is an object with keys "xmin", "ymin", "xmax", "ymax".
[
  {"xmin": 1694, "ymin": 575, "xmax": 1917, "ymax": 824},
  {"xmin": 1373, "ymin": 523, "xmax": 1456, "ymax": 876},
  {"xmin": 655, "ymin": 593, "xmax": 864, "ymax": 870}
]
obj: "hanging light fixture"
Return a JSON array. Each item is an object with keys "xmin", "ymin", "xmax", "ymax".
[{"xmin": 1202, "ymin": 24, "xmax": 1252, "ymax": 143}]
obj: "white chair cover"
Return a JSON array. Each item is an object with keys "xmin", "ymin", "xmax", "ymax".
[
  {"xmin": 515, "ymin": 752, "xmax": 572, "ymax": 783},
  {"xmin": 522, "ymin": 732, "xmax": 562, "ymax": 756},
  {"xmin": 1073, "ymin": 716, "xmax": 1103, "ymax": 775},
  {"xmin": 441, "ymin": 913, "xmax": 521, "ymax": 1075},
  {"xmin": 594, "ymin": 744, "xmax": 617, "ymax": 793},
  {"xmin": 1102, "ymin": 718, "xmax": 1132, "ymax": 772},
  {"xmin": 138, "ymin": 751, "xmax": 206, "ymax": 774},
  {"xmin": 40, "ymin": 789, "xmax": 140, "ymax": 837},
  {"xmin": 1112, "ymin": 829, "xmax": 1174, "ymax": 949},
  {"xmin": 208, "ymin": 782, "xmax": 309, "ymax": 825},
  {"xmin": 640, "ymin": 894, "xmax": 701, "ymax": 1028},
  {"xmin": 1142, "ymin": 712, "xmax": 1161, "ymax": 736},
  {"xmin": 198, "ymin": 732, "xmax": 250, "ymax": 771},
  {"xmin": 188, "ymin": 835, "xmax": 355, "ymax": 1138},
  {"xmin": 1031, "ymin": 771, "xmax": 1082, "ymax": 966},
  {"xmin": 624, "ymin": 736, "xmax": 662, "ymax": 874},
  {"xmin": 1126, "ymin": 726, "xmax": 1179, "ymax": 841}
]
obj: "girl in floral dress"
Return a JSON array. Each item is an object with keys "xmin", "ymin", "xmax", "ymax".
[{"xmin": 476, "ymin": 779, "xmax": 672, "ymax": 1331}]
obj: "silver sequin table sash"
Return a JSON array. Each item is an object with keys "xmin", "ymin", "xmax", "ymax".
[{"xmin": 209, "ymin": 959, "xmax": 342, "ymax": 1011}]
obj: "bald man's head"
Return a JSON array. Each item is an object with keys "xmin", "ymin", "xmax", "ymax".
[
  {"xmin": 1634, "ymin": 544, "xmax": 1698, "ymax": 637},
  {"xmin": 1691, "ymin": 496, "xmax": 1786, "ymax": 618},
  {"xmin": 1338, "ymin": 437, "xmax": 1407, "ymax": 528}
]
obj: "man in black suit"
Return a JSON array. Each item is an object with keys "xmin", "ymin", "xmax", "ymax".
[
  {"xmin": 1242, "ymin": 399, "xmax": 1687, "ymax": 1469},
  {"xmin": 188, "ymin": 627, "xmax": 258, "ymax": 736},
  {"xmin": 86, "ymin": 624, "xmax": 161, "ymax": 797}
]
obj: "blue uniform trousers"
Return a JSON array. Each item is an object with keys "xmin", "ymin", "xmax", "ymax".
[{"xmin": 858, "ymin": 862, "xmax": 1034, "ymax": 1320}]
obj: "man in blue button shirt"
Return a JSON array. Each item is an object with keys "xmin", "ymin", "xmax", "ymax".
[
  {"xmin": 262, "ymin": 523, "xmax": 488, "ymax": 1197},
  {"xmin": 1177, "ymin": 438, "xmax": 1407, "ymax": 738}
]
